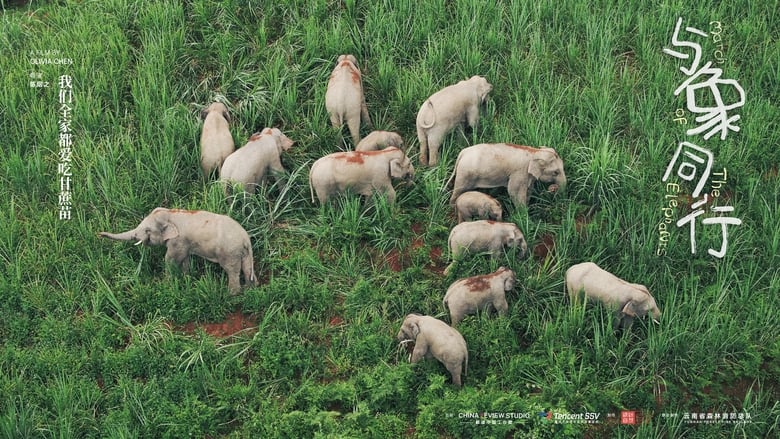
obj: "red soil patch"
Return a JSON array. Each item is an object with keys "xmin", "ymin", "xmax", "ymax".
[
  {"xmin": 385, "ymin": 249, "xmax": 403, "ymax": 272},
  {"xmin": 179, "ymin": 311, "xmax": 257, "ymax": 338},
  {"xmin": 410, "ymin": 223, "xmax": 424, "ymax": 235},
  {"xmin": 533, "ymin": 233, "xmax": 556, "ymax": 261},
  {"xmin": 329, "ymin": 316, "xmax": 344, "ymax": 326}
]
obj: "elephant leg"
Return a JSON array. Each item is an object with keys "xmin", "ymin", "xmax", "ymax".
[
  {"xmin": 417, "ymin": 127, "xmax": 429, "ymax": 166},
  {"xmin": 465, "ymin": 106, "xmax": 480, "ymax": 129},
  {"xmin": 221, "ymin": 259, "xmax": 242, "ymax": 295},
  {"xmin": 507, "ymin": 177, "xmax": 530, "ymax": 207},
  {"xmin": 426, "ymin": 131, "xmax": 445, "ymax": 166},
  {"xmin": 165, "ymin": 243, "xmax": 189, "ymax": 274},
  {"xmin": 450, "ymin": 185, "xmax": 464, "ymax": 206},
  {"xmin": 347, "ymin": 114, "xmax": 361, "ymax": 145},
  {"xmin": 446, "ymin": 363, "xmax": 463, "ymax": 387},
  {"xmin": 384, "ymin": 186, "xmax": 397, "ymax": 204},
  {"xmin": 329, "ymin": 111, "xmax": 341, "ymax": 129},
  {"xmin": 410, "ymin": 340, "xmax": 428, "ymax": 363},
  {"xmin": 494, "ymin": 298, "xmax": 509, "ymax": 316}
]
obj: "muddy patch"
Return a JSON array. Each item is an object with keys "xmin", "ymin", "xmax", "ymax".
[
  {"xmin": 533, "ymin": 233, "xmax": 556, "ymax": 262},
  {"xmin": 179, "ymin": 311, "xmax": 257, "ymax": 338}
]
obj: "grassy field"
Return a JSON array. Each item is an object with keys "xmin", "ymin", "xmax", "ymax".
[{"xmin": 1, "ymin": 0, "xmax": 778, "ymax": 437}]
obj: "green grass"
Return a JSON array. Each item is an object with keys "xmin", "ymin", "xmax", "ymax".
[{"xmin": 1, "ymin": 0, "xmax": 779, "ymax": 437}]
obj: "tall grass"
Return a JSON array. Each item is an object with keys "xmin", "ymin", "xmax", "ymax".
[{"xmin": 1, "ymin": 0, "xmax": 778, "ymax": 437}]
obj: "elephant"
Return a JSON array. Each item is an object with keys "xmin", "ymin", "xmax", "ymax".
[
  {"xmin": 220, "ymin": 128, "xmax": 294, "ymax": 194},
  {"xmin": 355, "ymin": 130, "xmax": 404, "ymax": 152},
  {"xmin": 98, "ymin": 207, "xmax": 257, "ymax": 295},
  {"xmin": 448, "ymin": 143, "xmax": 566, "ymax": 207},
  {"xmin": 565, "ymin": 262, "xmax": 661, "ymax": 328},
  {"xmin": 309, "ymin": 146, "xmax": 415, "ymax": 204},
  {"xmin": 200, "ymin": 102, "xmax": 235, "ymax": 177},
  {"xmin": 443, "ymin": 266, "xmax": 515, "ymax": 326},
  {"xmin": 454, "ymin": 191, "xmax": 502, "ymax": 223},
  {"xmin": 416, "ymin": 75, "xmax": 493, "ymax": 166},
  {"xmin": 396, "ymin": 314, "xmax": 468, "ymax": 387},
  {"xmin": 445, "ymin": 220, "xmax": 527, "ymax": 275},
  {"xmin": 325, "ymin": 54, "xmax": 372, "ymax": 145}
]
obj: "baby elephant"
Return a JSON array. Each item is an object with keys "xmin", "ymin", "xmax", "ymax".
[
  {"xmin": 309, "ymin": 146, "xmax": 414, "ymax": 204},
  {"xmin": 397, "ymin": 314, "xmax": 468, "ymax": 387},
  {"xmin": 355, "ymin": 130, "xmax": 404, "ymax": 152},
  {"xmin": 565, "ymin": 262, "xmax": 661, "ymax": 328},
  {"xmin": 98, "ymin": 207, "xmax": 257, "ymax": 295},
  {"xmin": 443, "ymin": 267, "xmax": 515, "ymax": 326},
  {"xmin": 445, "ymin": 220, "xmax": 527, "ymax": 275},
  {"xmin": 416, "ymin": 75, "xmax": 493, "ymax": 166},
  {"xmin": 220, "ymin": 128, "xmax": 294, "ymax": 194},
  {"xmin": 200, "ymin": 102, "xmax": 235, "ymax": 177},
  {"xmin": 454, "ymin": 191, "xmax": 502, "ymax": 223},
  {"xmin": 325, "ymin": 54, "xmax": 372, "ymax": 145}
]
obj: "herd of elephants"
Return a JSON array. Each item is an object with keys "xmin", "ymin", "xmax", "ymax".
[{"xmin": 98, "ymin": 54, "xmax": 662, "ymax": 387}]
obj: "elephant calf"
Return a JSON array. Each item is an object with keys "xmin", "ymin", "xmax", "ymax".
[
  {"xmin": 325, "ymin": 54, "xmax": 372, "ymax": 145},
  {"xmin": 448, "ymin": 143, "xmax": 566, "ymax": 207},
  {"xmin": 397, "ymin": 314, "xmax": 468, "ymax": 387},
  {"xmin": 416, "ymin": 75, "xmax": 492, "ymax": 166},
  {"xmin": 220, "ymin": 128, "xmax": 294, "ymax": 194},
  {"xmin": 454, "ymin": 191, "xmax": 502, "ymax": 223},
  {"xmin": 443, "ymin": 267, "xmax": 515, "ymax": 326},
  {"xmin": 309, "ymin": 146, "xmax": 414, "ymax": 204},
  {"xmin": 200, "ymin": 102, "xmax": 235, "ymax": 177},
  {"xmin": 445, "ymin": 220, "xmax": 527, "ymax": 275},
  {"xmin": 99, "ymin": 207, "xmax": 257, "ymax": 295},
  {"xmin": 355, "ymin": 130, "xmax": 404, "ymax": 152},
  {"xmin": 565, "ymin": 262, "xmax": 661, "ymax": 328}
]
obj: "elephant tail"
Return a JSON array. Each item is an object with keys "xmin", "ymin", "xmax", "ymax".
[
  {"xmin": 445, "ymin": 150, "xmax": 462, "ymax": 197},
  {"xmin": 309, "ymin": 169, "xmax": 316, "ymax": 204},
  {"xmin": 419, "ymin": 100, "xmax": 436, "ymax": 129},
  {"xmin": 243, "ymin": 244, "xmax": 257, "ymax": 286}
]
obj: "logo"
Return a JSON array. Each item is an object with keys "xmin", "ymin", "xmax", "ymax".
[
  {"xmin": 538, "ymin": 411, "xmax": 553, "ymax": 420},
  {"xmin": 621, "ymin": 411, "xmax": 637, "ymax": 425}
]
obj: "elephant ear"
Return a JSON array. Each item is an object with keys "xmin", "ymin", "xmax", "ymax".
[
  {"xmin": 503, "ymin": 274, "xmax": 515, "ymax": 291},
  {"xmin": 621, "ymin": 301, "xmax": 637, "ymax": 317},
  {"xmin": 410, "ymin": 321, "xmax": 420, "ymax": 338},
  {"xmin": 222, "ymin": 108, "xmax": 231, "ymax": 123},
  {"xmin": 389, "ymin": 158, "xmax": 405, "ymax": 179},
  {"xmin": 279, "ymin": 134, "xmax": 294, "ymax": 151},
  {"xmin": 160, "ymin": 222, "xmax": 180, "ymax": 241},
  {"xmin": 528, "ymin": 151, "xmax": 554, "ymax": 180}
]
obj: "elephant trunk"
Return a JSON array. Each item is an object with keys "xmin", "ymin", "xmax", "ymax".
[
  {"xmin": 548, "ymin": 175, "xmax": 567, "ymax": 195},
  {"xmin": 98, "ymin": 229, "xmax": 143, "ymax": 245}
]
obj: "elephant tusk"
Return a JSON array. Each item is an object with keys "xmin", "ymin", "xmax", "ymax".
[
  {"xmin": 134, "ymin": 240, "xmax": 143, "ymax": 246},
  {"xmin": 652, "ymin": 319, "xmax": 660, "ymax": 325},
  {"xmin": 398, "ymin": 339, "xmax": 413, "ymax": 345}
]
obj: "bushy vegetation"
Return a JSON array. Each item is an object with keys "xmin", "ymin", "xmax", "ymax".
[{"xmin": 1, "ymin": 0, "xmax": 778, "ymax": 437}]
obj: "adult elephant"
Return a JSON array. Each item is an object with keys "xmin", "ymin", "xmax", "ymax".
[
  {"xmin": 448, "ymin": 143, "xmax": 566, "ymax": 207},
  {"xmin": 309, "ymin": 147, "xmax": 414, "ymax": 204},
  {"xmin": 98, "ymin": 207, "xmax": 257, "ymax": 294}
]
